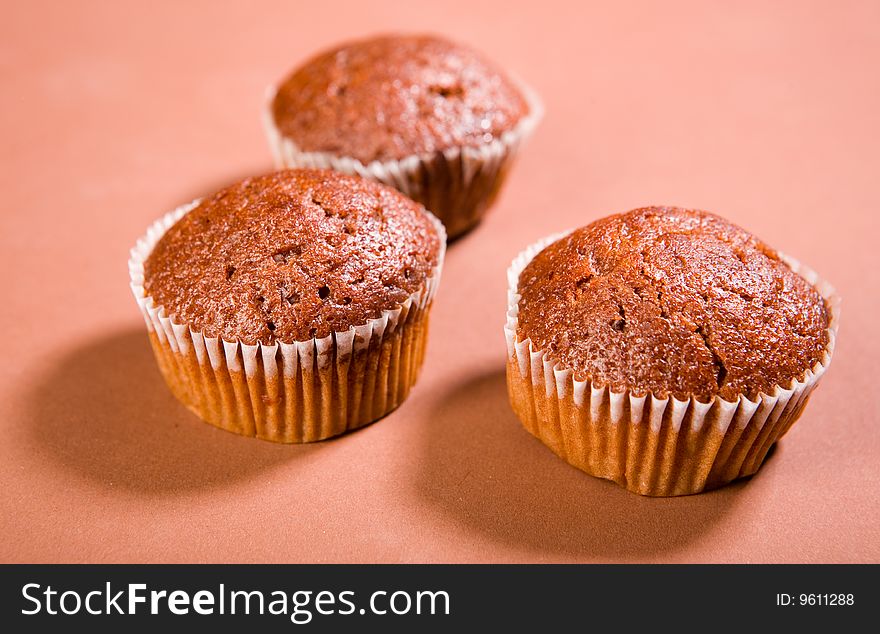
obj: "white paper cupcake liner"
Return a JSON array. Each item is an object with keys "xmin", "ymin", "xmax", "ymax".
[
  {"xmin": 129, "ymin": 201, "xmax": 446, "ymax": 443},
  {"xmin": 263, "ymin": 78, "xmax": 543, "ymax": 238},
  {"xmin": 504, "ymin": 231, "xmax": 840, "ymax": 496}
]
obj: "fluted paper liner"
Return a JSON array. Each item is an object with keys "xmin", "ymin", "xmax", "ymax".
[
  {"xmin": 504, "ymin": 231, "xmax": 840, "ymax": 496},
  {"xmin": 129, "ymin": 201, "xmax": 446, "ymax": 443},
  {"xmin": 263, "ymin": 79, "xmax": 543, "ymax": 239}
]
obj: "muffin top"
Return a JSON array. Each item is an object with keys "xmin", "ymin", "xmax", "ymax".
[
  {"xmin": 271, "ymin": 34, "xmax": 530, "ymax": 164},
  {"xmin": 516, "ymin": 207, "xmax": 831, "ymax": 401},
  {"xmin": 144, "ymin": 169, "xmax": 442, "ymax": 344}
]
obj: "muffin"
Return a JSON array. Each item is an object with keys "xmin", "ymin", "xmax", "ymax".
[
  {"xmin": 264, "ymin": 34, "xmax": 542, "ymax": 239},
  {"xmin": 129, "ymin": 169, "xmax": 445, "ymax": 442},
  {"xmin": 504, "ymin": 207, "xmax": 839, "ymax": 496}
]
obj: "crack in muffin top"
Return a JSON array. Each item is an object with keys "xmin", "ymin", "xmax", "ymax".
[
  {"xmin": 144, "ymin": 169, "xmax": 441, "ymax": 344},
  {"xmin": 516, "ymin": 207, "xmax": 831, "ymax": 401},
  {"xmin": 271, "ymin": 34, "xmax": 529, "ymax": 164}
]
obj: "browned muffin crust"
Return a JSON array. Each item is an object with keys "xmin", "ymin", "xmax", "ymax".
[
  {"xmin": 144, "ymin": 169, "xmax": 441, "ymax": 344},
  {"xmin": 271, "ymin": 34, "xmax": 529, "ymax": 164},
  {"xmin": 517, "ymin": 207, "xmax": 830, "ymax": 401}
]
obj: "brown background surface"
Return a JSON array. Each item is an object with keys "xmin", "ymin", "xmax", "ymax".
[{"xmin": 2, "ymin": 0, "xmax": 878, "ymax": 563}]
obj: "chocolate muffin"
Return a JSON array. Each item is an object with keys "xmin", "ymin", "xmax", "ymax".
[
  {"xmin": 130, "ymin": 168, "xmax": 445, "ymax": 443},
  {"xmin": 265, "ymin": 34, "xmax": 542, "ymax": 238},
  {"xmin": 505, "ymin": 207, "xmax": 839, "ymax": 496}
]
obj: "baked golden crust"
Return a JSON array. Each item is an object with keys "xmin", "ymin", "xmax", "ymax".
[
  {"xmin": 516, "ymin": 207, "xmax": 830, "ymax": 401},
  {"xmin": 144, "ymin": 169, "xmax": 441, "ymax": 344},
  {"xmin": 271, "ymin": 34, "xmax": 529, "ymax": 163}
]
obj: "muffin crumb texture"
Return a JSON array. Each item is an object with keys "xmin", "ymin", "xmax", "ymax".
[
  {"xmin": 272, "ymin": 34, "xmax": 529, "ymax": 163},
  {"xmin": 144, "ymin": 169, "xmax": 441, "ymax": 344},
  {"xmin": 516, "ymin": 207, "xmax": 830, "ymax": 401}
]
